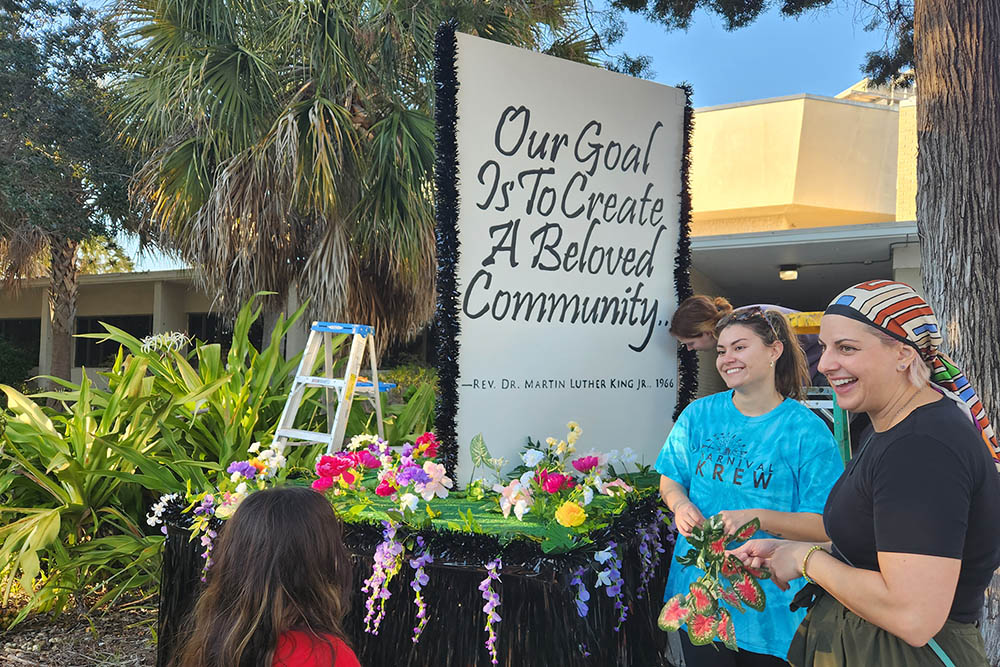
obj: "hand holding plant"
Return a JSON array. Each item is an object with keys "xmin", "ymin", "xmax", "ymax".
[{"xmin": 658, "ymin": 514, "xmax": 771, "ymax": 649}]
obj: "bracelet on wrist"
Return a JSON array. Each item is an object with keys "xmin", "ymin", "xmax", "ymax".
[{"xmin": 801, "ymin": 545, "xmax": 826, "ymax": 584}]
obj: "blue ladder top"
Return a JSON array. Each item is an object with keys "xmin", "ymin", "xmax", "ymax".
[
  {"xmin": 312, "ymin": 321, "xmax": 373, "ymax": 337},
  {"xmin": 357, "ymin": 381, "xmax": 397, "ymax": 392}
]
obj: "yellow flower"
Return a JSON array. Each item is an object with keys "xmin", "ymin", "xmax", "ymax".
[
  {"xmin": 556, "ymin": 440, "xmax": 568, "ymax": 455},
  {"xmin": 555, "ymin": 501, "xmax": 586, "ymax": 527},
  {"xmin": 567, "ymin": 430, "xmax": 579, "ymax": 446},
  {"xmin": 545, "ymin": 436, "xmax": 557, "ymax": 447},
  {"xmin": 567, "ymin": 421, "xmax": 580, "ymax": 430}
]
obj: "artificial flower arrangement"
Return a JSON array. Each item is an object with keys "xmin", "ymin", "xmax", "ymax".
[
  {"xmin": 147, "ymin": 440, "xmax": 289, "ymax": 580},
  {"xmin": 150, "ymin": 425, "xmax": 674, "ymax": 666},
  {"xmin": 657, "ymin": 514, "xmax": 769, "ymax": 649}
]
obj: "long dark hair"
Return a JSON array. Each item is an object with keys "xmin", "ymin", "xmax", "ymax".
[
  {"xmin": 716, "ymin": 307, "xmax": 808, "ymax": 400},
  {"xmin": 175, "ymin": 486, "xmax": 353, "ymax": 667},
  {"xmin": 669, "ymin": 294, "xmax": 734, "ymax": 338}
]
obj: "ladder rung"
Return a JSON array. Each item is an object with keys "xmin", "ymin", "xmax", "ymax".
[
  {"xmin": 297, "ymin": 376, "xmax": 346, "ymax": 389},
  {"xmin": 311, "ymin": 321, "xmax": 372, "ymax": 337},
  {"xmin": 357, "ymin": 381, "xmax": 396, "ymax": 392},
  {"xmin": 276, "ymin": 428, "xmax": 334, "ymax": 445}
]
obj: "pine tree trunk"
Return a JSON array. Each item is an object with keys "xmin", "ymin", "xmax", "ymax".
[
  {"xmin": 48, "ymin": 236, "xmax": 78, "ymax": 385},
  {"xmin": 915, "ymin": 1, "xmax": 1000, "ymax": 662}
]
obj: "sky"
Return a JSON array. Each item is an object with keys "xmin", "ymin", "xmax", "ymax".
[{"xmin": 125, "ymin": 2, "xmax": 889, "ymax": 272}]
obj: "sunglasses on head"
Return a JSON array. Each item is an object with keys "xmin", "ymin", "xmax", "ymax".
[{"xmin": 719, "ymin": 306, "xmax": 780, "ymax": 340}]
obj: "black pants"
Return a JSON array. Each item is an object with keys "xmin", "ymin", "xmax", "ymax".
[{"xmin": 679, "ymin": 632, "xmax": 789, "ymax": 667}]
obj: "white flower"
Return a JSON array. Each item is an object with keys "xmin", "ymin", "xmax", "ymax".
[
  {"xmin": 595, "ymin": 570, "xmax": 613, "ymax": 587},
  {"xmin": 521, "ymin": 448, "xmax": 544, "ymax": 467},
  {"xmin": 230, "ymin": 472, "xmax": 242, "ymax": 483},
  {"xmin": 235, "ymin": 482, "xmax": 248, "ymax": 495},
  {"xmin": 248, "ymin": 442, "xmax": 261, "ymax": 454},
  {"xmin": 400, "ymin": 493, "xmax": 420, "ymax": 513},
  {"xmin": 620, "ymin": 448, "xmax": 637, "ymax": 465},
  {"xmin": 594, "ymin": 547, "xmax": 614, "ymax": 564},
  {"xmin": 519, "ymin": 470, "xmax": 535, "ymax": 486},
  {"xmin": 581, "ymin": 485, "xmax": 594, "ymax": 506},
  {"xmin": 513, "ymin": 498, "xmax": 530, "ymax": 520}
]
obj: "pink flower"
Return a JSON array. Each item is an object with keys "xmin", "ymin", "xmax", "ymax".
[
  {"xmin": 572, "ymin": 456, "xmax": 599, "ymax": 473},
  {"xmin": 316, "ymin": 454, "xmax": 351, "ymax": 479},
  {"xmin": 416, "ymin": 461, "xmax": 453, "ymax": 501},
  {"xmin": 376, "ymin": 480, "xmax": 397, "ymax": 496},
  {"xmin": 601, "ymin": 479, "xmax": 634, "ymax": 495},
  {"xmin": 353, "ymin": 450, "xmax": 380, "ymax": 469},
  {"xmin": 538, "ymin": 470, "xmax": 569, "ymax": 494},
  {"xmin": 493, "ymin": 480, "xmax": 533, "ymax": 520},
  {"xmin": 312, "ymin": 476, "xmax": 334, "ymax": 491}
]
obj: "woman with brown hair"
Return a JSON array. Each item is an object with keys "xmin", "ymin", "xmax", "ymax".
[
  {"xmin": 175, "ymin": 486, "xmax": 360, "ymax": 667},
  {"xmin": 734, "ymin": 280, "xmax": 1000, "ymax": 666},
  {"xmin": 657, "ymin": 306, "xmax": 843, "ymax": 665},
  {"xmin": 670, "ymin": 295, "xmax": 824, "ymax": 385}
]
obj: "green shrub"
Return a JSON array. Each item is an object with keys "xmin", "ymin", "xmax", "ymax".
[{"xmin": 0, "ymin": 335, "xmax": 33, "ymax": 390}]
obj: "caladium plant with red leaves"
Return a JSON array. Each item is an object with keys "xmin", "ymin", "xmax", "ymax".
[{"xmin": 657, "ymin": 514, "xmax": 769, "ymax": 650}]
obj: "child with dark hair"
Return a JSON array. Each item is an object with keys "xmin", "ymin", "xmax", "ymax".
[{"xmin": 175, "ymin": 486, "xmax": 360, "ymax": 667}]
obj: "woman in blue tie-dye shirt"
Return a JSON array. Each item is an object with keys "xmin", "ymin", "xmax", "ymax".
[{"xmin": 657, "ymin": 307, "xmax": 843, "ymax": 666}]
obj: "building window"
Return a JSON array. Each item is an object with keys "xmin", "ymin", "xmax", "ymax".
[
  {"xmin": 187, "ymin": 313, "xmax": 264, "ymax": 353},
  {"xmin": 75, "ymin": 315, "xmax": 153, "ymax": 367},
  {"xmin": 0, "ymin": 318, "xmax": 41, "ymax": 365}
]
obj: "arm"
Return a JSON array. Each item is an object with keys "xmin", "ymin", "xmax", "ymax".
[
  {"xmin": 718, "ymin": 509, "xmax": 828, "ymax": 541},
  {"xmin": 660, "ymin": 475, "xmax": 705, "ymax": 537},
  {"xmin": 783, "ymin": 543, "xmax": 960, "ymax": 647}
]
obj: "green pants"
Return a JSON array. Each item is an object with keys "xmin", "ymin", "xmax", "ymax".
[{"xmin": 787, "ymin": 592, "xmax": 987, "ymax": 667}]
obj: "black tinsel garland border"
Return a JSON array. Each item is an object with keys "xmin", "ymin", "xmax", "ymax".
[
  {"xmin": 432, "ymin": 20, "xmax": 461, "ymax": 476},
  {"xmin": 674, "ymin": 83, "xmax": 697, "ymax": 421}
]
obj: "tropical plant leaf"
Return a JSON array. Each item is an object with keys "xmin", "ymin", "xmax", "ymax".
[
  {"xmin": 687, "ymin": 612, "xmax": 718, "ymax": 646},
  {"xmin": 657, "ymin": 593, "xmax": 690, "ymax": 632},
  {"xmin": 729, "ymin": 571, "xmax": 766, "ymax": 612},
  {"xmin": 470, "ymin": 433, "xmax": 491, "ymax": 470},
  {"xmin": 731, "ymin": 517, "xmax": 760, "ymax": 542},
  {"xmin": 717, "ymin": 608, "xmax": 737, "ymax": 650},
  {"xmin": 688, "ymin": 581, "xmax": 716, "ymax": 615}
]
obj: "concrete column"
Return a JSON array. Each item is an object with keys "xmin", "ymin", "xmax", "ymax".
[
  {"xmin": 284, "ymin": 282, "xmax": 310, "ymax": 361},
  {"xmin": 38, "ymin": 288, "xmax": 52, "ymax": 377},
  {"xmin": 153, "ymin": 281, "xmax": 188, "ymax": 334},
  {"xmin": 891, "ymin": 242, "xmax": 925, "ymax": 298}
]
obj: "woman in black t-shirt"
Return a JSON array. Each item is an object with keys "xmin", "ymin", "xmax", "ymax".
[{"xmin": 733, "ymin": 280, "xmax": 1000, "ymax": 666}]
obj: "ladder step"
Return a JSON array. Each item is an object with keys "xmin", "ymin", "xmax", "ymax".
[
  {"xmin": 311, "ymin": 321, "xmax": 373, "ymax": 337},
  {"xmin": 275, "ymin": 428, "xmax": 334, "ymax": 445},
  {"xmin": 297, "ymin": 375, "xmax": 346, "ymax": 389},
  {"xmin": 295, "ymin": 376, "xmax": 397, "ymax": 393}
]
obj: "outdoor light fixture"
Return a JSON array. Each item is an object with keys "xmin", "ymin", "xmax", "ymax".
[{"xmin": 779, "ymin": 264, "xmax": 799, "ymax": 281}]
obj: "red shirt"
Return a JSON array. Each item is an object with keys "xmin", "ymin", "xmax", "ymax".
[{"xmin": 272, "ymin": 631, "xmax": 360, "ymax": 667}]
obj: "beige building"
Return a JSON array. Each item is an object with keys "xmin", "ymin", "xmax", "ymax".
[{"xmin": 0, "ymin": 80, "xmax": 920, "ymax": 380}]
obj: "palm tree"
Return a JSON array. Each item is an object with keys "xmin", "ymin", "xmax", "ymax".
[{"xmin": 112, "ymin": 0, "xmax": 602, "ymax": 350}]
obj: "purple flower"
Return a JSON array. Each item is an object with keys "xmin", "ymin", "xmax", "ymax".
[
  {"xmin": 637, "ymin": 510, "xmax": 668, "ymax": 599},
  {"xmin": 570, "ymin": 566, "xmax": 590, "ymax": 618},
  {"xmin": 226, "ymin": 461, "xmax": 257, "ymax": 480},
  {"xmin": 362, "ymin": 521, "xmax": 403, "ymax": 635},
  {"xmin": 480, "ymin": 558, "xmax": 502, "ymax": 665},
  {"xmin": 395, "ymin": 463, "xmax": 431, "ymax": 487},
  {"xmin": 594, "ymin": 541, "xmax": 627, "ymax": 630},
  {"xmin": 401, "ymin": 443, "xmax": 415, "ymax": 458},
  {"xmin": 409, "ymin": 537, "xmax": 434, "ymax": 644}
]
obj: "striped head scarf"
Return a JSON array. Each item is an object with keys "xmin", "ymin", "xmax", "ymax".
[{"xmin": 826, "ymin": 279, "xmax": 1000, "ymax": 466}]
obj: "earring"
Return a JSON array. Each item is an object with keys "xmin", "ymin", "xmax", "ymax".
[
  {"xmin": 770, "ymin": 360, "xmax": 774, "ymax": 368},
  {"xmin": 898, "ymin": 365, "xmax": 907, "ymax": 371}
]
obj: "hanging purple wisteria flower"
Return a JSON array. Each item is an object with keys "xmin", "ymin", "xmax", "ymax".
[
  {"xmin": 362, "ymin": 520, "xmax": 403, "ymax": 634},
  {"xmin": 409, "ymin": 537, "xmax": 434, "ymax": 644},
  {"xmin": 637, "ymin": 509, "xmax": 668, "ymax": 599},
  {"xmin": 570, "ymin": 566, "xmax": 590, "ymax": 617},
  {"xmin": 595, "ymin": 541, "xmax": 627, "ymax": 630},
  {"xmin": 479, "ymin": 558, "xmax": 502, "ymax": 665}
]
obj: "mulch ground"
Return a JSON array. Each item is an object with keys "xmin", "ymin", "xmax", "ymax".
[{"xmin": 0, "ymin": 596, "xmax": 156, "ymax": 667}]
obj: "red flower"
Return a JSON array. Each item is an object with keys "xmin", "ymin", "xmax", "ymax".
[
  {"xmin": 571, "ymin": 456, "xmax": 599, "ymax": 473},
  {"xmin": 312, "ymin": 476, "xmax": 334, "ymax": 492},
  {"xmin": 316, "ymin": 454, "xmax": 351, "ymax": 479},
  {"xmin": 375, "ymin": 480, "xmax": 396, "ymax": 496},
  {"xmin": 415, "ymin": 432, "xmax": 440, "ymax": 458},
  {"xmin": 542, "ymin": 472, "xmax": 569, "ymax": 494}
]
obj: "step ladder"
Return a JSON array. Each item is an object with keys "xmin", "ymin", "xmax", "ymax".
[
  {"xmin": 789, "ymin": 311, "xmax": 851, "ymax": 463},
  {"xmin": 273, "ymin": 322, "xmax": 396, "ymax": 455}
]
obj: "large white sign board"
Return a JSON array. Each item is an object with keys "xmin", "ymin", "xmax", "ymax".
[{"xmin": 440, "ymin": 32, "xmax": 688, "ymax": 479}]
